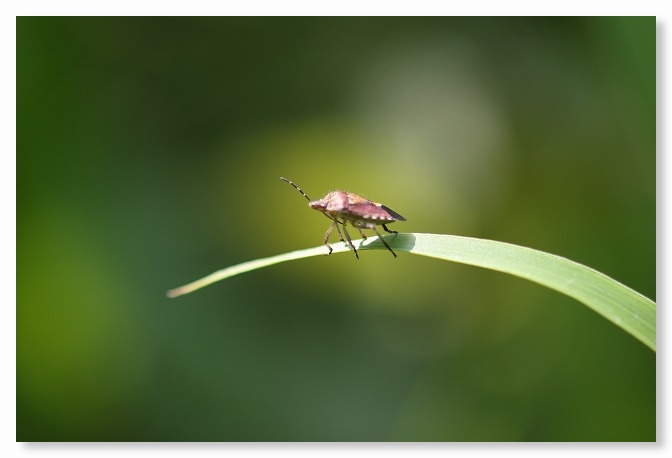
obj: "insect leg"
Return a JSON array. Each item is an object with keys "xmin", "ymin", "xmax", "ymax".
[
  {"xmin": 322, "ymin": 220, "xmax": 337, "ymax": 255},
  {"xmin": 322, "ymin": 212, "xmax": 345, "ymax": 243},
  {"xmin": 341, "ymin": 222, "xmax": 359, "ymax": 259},
  {"xmin": 358, "ymin": 228, "xmax": 367, "ymax": 239},
  {"xmin": 334, "ymin": 219, "xmax": 345, "ymax": 243},
  {"xmin": 373, "ymin": 227, "xmax": 397, "ymax": 258},
  {"xmin": 382, "ymin": 224, "xmax": 398, "ymax": 234}
]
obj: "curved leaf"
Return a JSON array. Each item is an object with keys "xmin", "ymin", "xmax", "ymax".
[{"xmin": 167, "ymin": 233, "xmax": 656, "ymax": 351}]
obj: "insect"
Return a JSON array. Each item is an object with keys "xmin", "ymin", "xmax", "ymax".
[{"xmin": 280, "ymin": 177, "xmax": 406, "ymax": 259}]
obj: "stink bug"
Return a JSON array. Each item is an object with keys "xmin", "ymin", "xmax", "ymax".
[{"xmin": 280, "ymin": 177, "xmax": 406, "ymax": 259}]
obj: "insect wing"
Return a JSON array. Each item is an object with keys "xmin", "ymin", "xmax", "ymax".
[
  {"xmin": 343, "ymin": 192, "xmax": 406, "ymax": 222},
  {"xmin": 380, "ymin": 205, "xmax": 406, "ymax": 222},
  {"xmin": 345, "ymin": 192, "xmax": 371, "ymax": 205},
  {"xmin": 345, "ymin": 202, "xmax": 405, "ymax": 222}
]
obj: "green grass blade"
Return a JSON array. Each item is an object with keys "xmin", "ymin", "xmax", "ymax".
[{"xmin": 167, "ymin": 233, "xmax": 656, "ymax": 351}]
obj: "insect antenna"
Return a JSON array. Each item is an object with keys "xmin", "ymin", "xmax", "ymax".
[
  {"xmin": 280, "ymin": 177, "xmax": 312, "ymax": 202},
  {"xmin": 280, "ymin": 176, "xmax": 343, "ymax": 226}
]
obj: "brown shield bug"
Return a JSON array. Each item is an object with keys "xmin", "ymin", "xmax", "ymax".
[{"xmin": 280, "ymin": 177, "xmax": 406, "ymax": 259}]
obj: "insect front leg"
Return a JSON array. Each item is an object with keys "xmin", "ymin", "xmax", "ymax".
[
  {"xmin": 322, "ymin": 220, "xmax": 337, "ymax": 255},
  {"xmin": 373, "ymin": 226, "xmax": 397, "ymax": 258}
]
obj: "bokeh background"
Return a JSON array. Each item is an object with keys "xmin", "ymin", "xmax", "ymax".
[{"xmin": 17, "ymin": 17, "xmax": 655, "ymax": 441}]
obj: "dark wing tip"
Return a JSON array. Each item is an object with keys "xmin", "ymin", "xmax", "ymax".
[{"xmin": 382, "ymin": 205, "xmax": 406, "ymax": 221}]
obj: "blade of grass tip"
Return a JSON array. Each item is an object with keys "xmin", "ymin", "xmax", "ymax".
[{"xmin": 166, "ymin": 242, "xmax": 353, "ymax": 298}]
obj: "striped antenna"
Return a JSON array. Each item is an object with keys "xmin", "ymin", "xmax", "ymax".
[{"xmin": 280, "ymin": 177, "xmax": 312, "ymax": 202}]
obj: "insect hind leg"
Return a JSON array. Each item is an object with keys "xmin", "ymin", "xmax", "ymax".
[
  {"xmin": 373, "ymin": 226, "xmax": 398, "ymax": 258},
  {"xmin": 382, "ymin": 224, "xmax": 398, "ymax": 234}
]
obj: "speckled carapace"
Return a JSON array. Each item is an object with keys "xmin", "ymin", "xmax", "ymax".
[{"xmin": 280, "ymin": 177, "xmax": 406, "ymax": 259}]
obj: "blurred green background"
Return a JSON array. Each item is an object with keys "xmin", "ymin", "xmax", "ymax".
[{"xmin": 17, "ymin": 17, "xmax": 655, "ymax": 441}]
